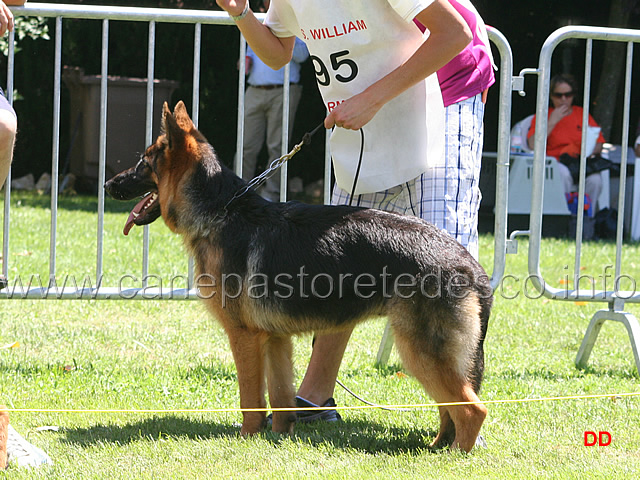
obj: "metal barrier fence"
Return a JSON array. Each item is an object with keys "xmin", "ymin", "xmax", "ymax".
[
  {"xmin": 1, "ymin": 4, "xmax": 340, "ymax": 301},
  {"xmin": 523, "ymin": 26, "xmax": 640, "ymax": 373},
  {"xmin": 0, "ymin": 3, "xmax": 513, "ymax": 304},
  {"xmin": 2, "ymin": 4, "xmax": 248, "ymax": 300},
  {"xmin": 486, "ymin": 27, "xmax": 514, "ymax": 291}
]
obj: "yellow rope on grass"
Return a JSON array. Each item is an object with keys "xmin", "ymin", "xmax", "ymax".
[{"xmin": 4, "ymin": 391, "xmax": 640, "ymax": 414}]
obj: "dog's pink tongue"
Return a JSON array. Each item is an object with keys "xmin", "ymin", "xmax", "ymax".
[{"xmin": 123, "ymin": 196, "xmax": 150, "ymax": 236}]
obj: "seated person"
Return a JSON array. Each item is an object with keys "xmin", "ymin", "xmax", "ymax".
[{"xmin": 527, "ymin": 73, "xmax": 606, "ymax": 209}]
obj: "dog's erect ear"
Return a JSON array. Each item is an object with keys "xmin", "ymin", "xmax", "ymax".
[
  {"xmin": 173, "ymin": 100, "xmax": 194, "ymax": 131},
  {"xmin": 161, "ymin": 101, "xmax": 188, "ymax": 150},
  {"xmin": 161, "ymin": 101, "xmax": 173, "ymax": 135}
]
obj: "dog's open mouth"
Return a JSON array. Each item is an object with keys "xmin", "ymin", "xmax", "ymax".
[{"xmin": 123, "ymin": 192, "xmax": 161, "ymax": 235}]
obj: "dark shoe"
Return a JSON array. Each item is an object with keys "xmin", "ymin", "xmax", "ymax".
[
  {"xmin": 265, "ymin": 396, "xmax": 342, "ymax": 426},
  {"xmin": 0, "ymin": 275, "xmax": 6, "ymax": 290},
  {"xmin": 295, "ymin": 396, "xmax": 342, "ymax": 423}
]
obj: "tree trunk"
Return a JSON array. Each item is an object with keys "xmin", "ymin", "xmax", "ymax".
[{"xmin": 592, "ymin": 0, "xmax": 640, "ymax": 141}]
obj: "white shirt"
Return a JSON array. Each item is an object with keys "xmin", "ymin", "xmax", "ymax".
[{"xmin": 265, "ymin": 0, "xmax": 444, "ymax": 194}]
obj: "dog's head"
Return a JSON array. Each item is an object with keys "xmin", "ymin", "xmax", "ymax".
[{"xmin": 105, "ymin": 101, "xmax": 222, "ymax": 235}]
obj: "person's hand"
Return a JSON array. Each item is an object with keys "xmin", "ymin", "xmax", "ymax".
[
  {"xmin": 216, "ymin": 0, "xmax": 247, "ymax": 17},
  {"xmin": 0, "ymin": 2, "xmax": 15, "ymax": 37},
  {"xmin": 549, "ymin": 104, "xmax": 571, "ymax": 131},
  {"xmin": 324, "ymin": 89, "xmax": 380, "ymax": 131}
]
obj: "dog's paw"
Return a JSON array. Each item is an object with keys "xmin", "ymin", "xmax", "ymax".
[{"xmin": 239, "ymin": 414, "xmax": 268, "ymax": 436}]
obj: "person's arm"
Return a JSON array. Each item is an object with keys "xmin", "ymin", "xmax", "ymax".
[
  {"xmin": 325, "ymin": 0, "xmax": 472, "ymax": 130},
  {"xmin": 592, "ymin": 142, "xmax": 603, "ymax": 155},
  {"xmin": 216, "ymin": 0, "xmax": 296, "ymax": 69},
  {"xmin": 526, "ymin": 133, "xmax": 534, "ymax": 151},
  {"xmin": 0, "ymin": 1, "xmax": 14, "ymax": 37},
  {"xmin": 589, "ymin": 117, "xmax": 605, "ymax": 155}
]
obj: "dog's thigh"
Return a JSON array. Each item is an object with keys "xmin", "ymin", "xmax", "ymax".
[
  {"xmin": 389, "ymin": 296, "xmax": 486, "ymax": 452},
  {"xmin": 264, "ymin": 334, "xmax": 296, "ymax": 434},
  {"xmin": 225, "ymin": 326, "xmax": 269, "ymax": 435}
]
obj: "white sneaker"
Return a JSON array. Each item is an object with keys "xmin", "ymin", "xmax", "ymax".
[{"xmin": 6, "ymin": 425, "xmax": 52, "ymax": 467}]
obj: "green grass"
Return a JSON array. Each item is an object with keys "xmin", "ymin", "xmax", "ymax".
[{"xmin": 1, "ymin": 192, "xmax": 640, "ymax": 479}]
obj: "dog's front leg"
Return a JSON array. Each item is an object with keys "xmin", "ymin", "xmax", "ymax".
[
  {"xmin": 225, "ymin": 326, "xmax": 268, "ymax": 435},
  {"xmin": 264, "ymin": 334, "xmax": 296, "ymax": 434}
]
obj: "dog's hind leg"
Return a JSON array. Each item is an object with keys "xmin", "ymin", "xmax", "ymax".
[
  {"xmin": 394, "ymin": 334, "xmax": 486, "ymax": 452},
  {"xmin": 225, "ymin": 326, "xmax": 269, "ymax": 436},
  {"xmin": 264, "ymin": 334, "xmax": 296, "ymax": 434},
  {"xmin": 390, "ymin": 300, "xmax": 487, "ymax": 452},
  {"xmin": 430, "ymin": 314, "xmax": 490, "ymax": 450}
]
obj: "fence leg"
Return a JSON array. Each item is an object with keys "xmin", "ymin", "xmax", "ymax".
[
  {"xmin": 575, "ymin": 309, "xmax": 640, "ymax": 375},
  {"xmin": 376, "ymin": 320, "xmax": 394, "ymax": 366}
]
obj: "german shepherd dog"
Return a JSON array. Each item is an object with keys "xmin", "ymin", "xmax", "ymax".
[{"xmin": 105, "ymin": 101, "xmax": 492, "ymax": 452}]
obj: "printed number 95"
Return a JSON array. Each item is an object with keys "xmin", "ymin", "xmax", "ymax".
[{"xmin": 311, "ymin": 50, "xmax": 358, "ymax": 87}]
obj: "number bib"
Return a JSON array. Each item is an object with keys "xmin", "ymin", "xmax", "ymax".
[{"xmin": 265, "ymin": 0, "xmax": 444, "ymax": 194}]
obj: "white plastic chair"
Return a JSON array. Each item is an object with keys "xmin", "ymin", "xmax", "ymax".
[{"xmin": 507, "ymin": 115, "xmax": 570, "ymax": 215}]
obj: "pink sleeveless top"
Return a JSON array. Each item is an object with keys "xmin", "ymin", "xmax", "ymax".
[{"xmin": 416, "ymin": 0, "xmax": 495, "ymax": 107}]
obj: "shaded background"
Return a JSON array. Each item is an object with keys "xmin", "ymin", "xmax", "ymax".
[{"xmin": 2, "ymin": 0, "xmax": 640, "ymax": 193}]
